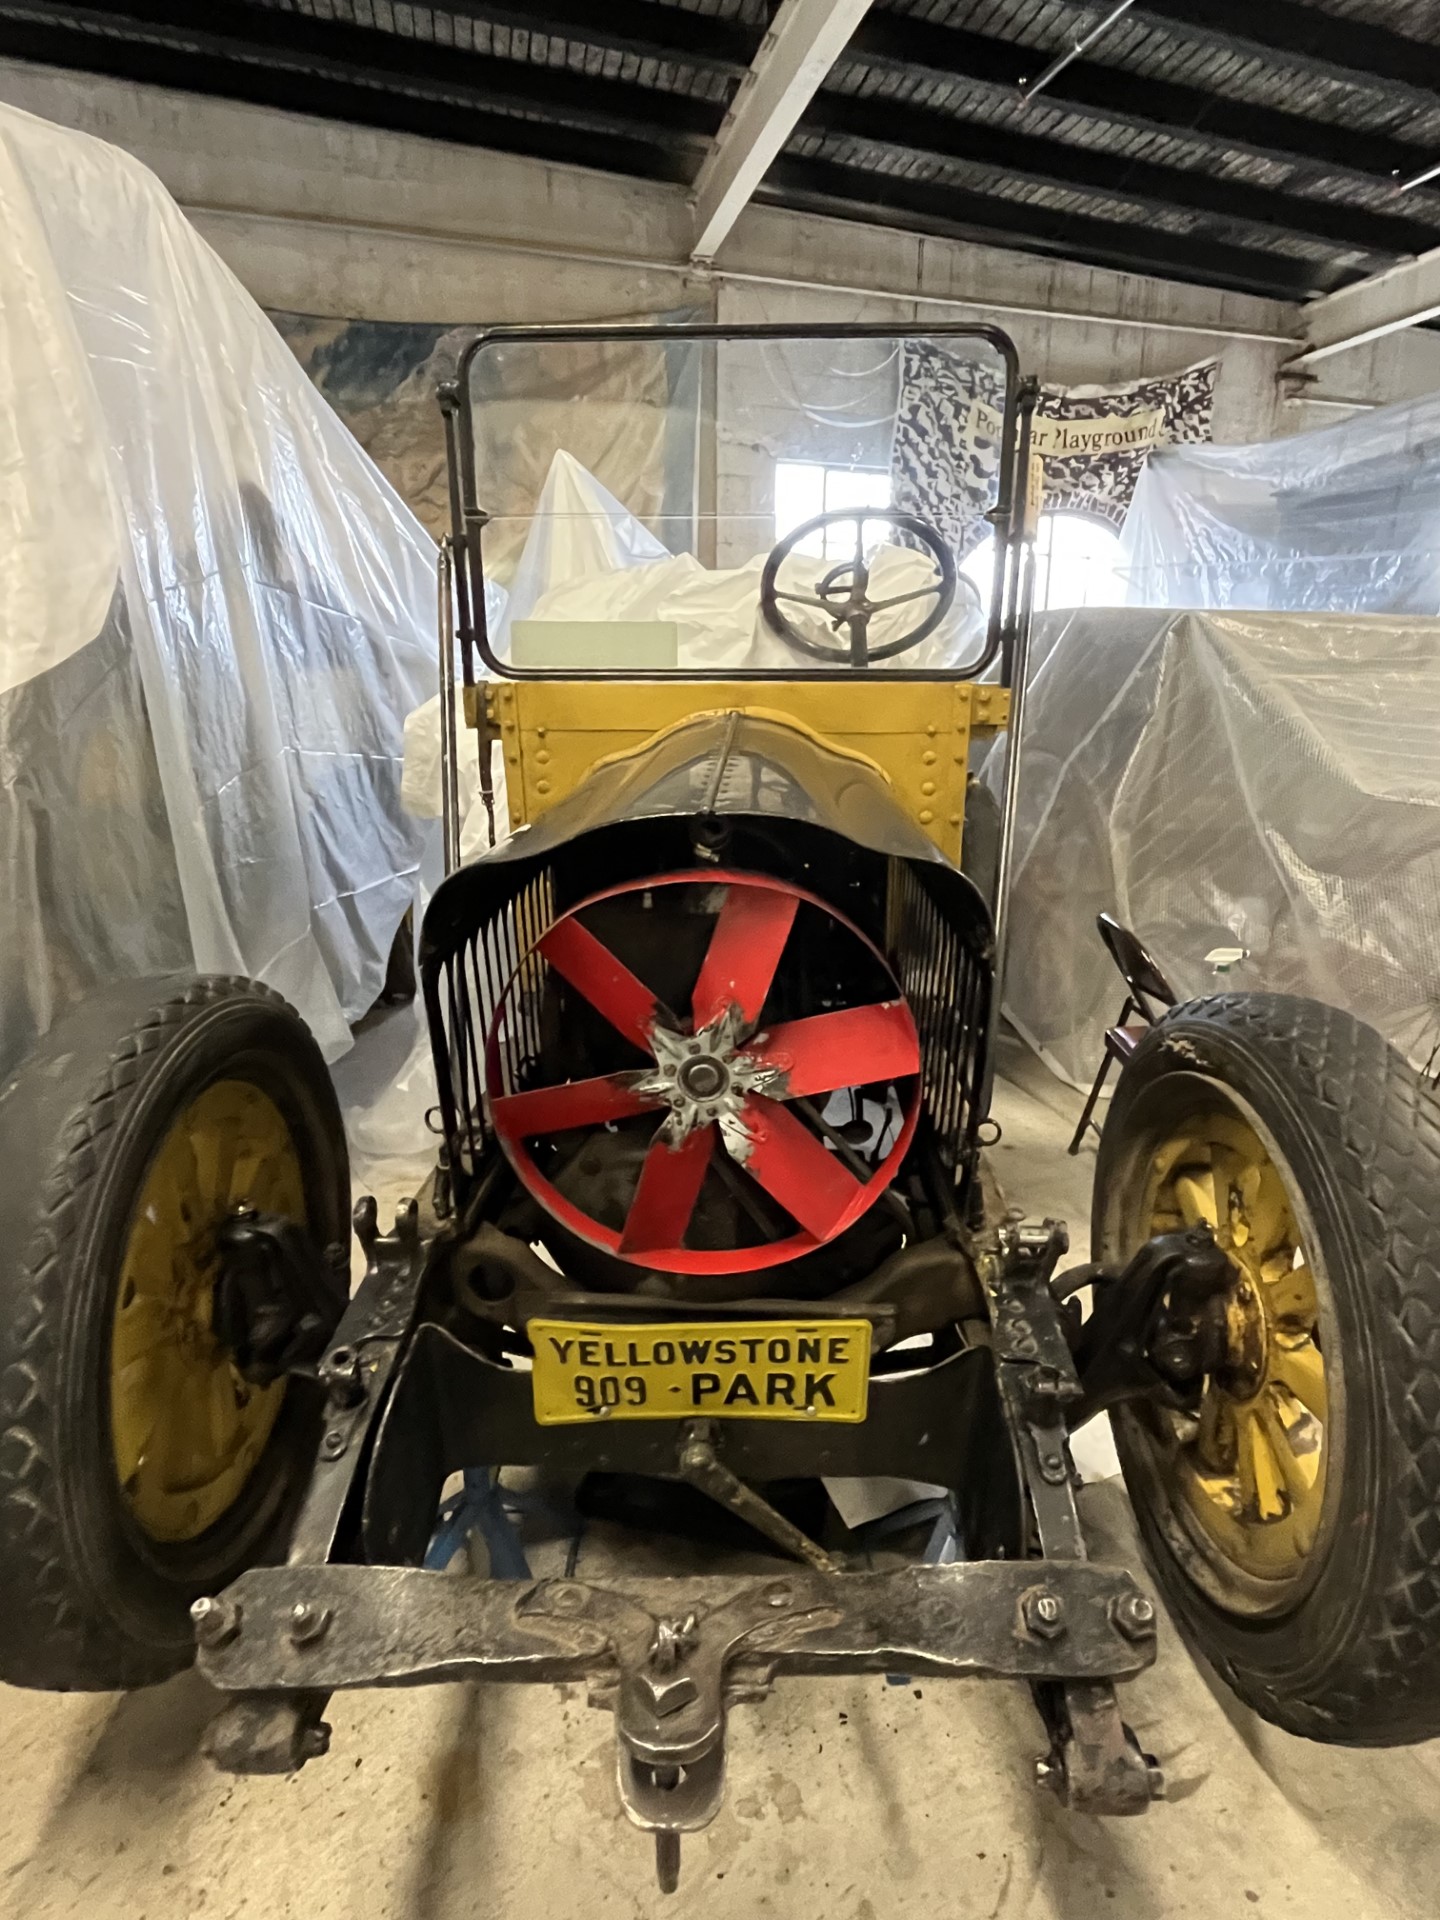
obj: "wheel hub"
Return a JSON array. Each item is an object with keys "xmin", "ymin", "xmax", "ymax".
[{"xmin": 1218, "ymin": 1276, "xmax": 1268, "ymax": 1398}]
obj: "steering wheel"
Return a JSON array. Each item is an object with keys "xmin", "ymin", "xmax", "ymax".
[{"xmin": 759, "ymin": 507, "xmax": 959, "ymax": 666}]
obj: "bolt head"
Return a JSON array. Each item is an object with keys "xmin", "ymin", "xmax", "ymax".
[
  {"xmin": 1022, "ymin": 1588, "xmax": 1067, "ymax": 1638},
  {"xmin": 191, "ymin": 1595, "xmax": 241, "ymax": 1648},
  {"xmin": 288, "ymin": 1601, "xmax": 333, "ymax": 1647},
  {"xmin": 548, "ymin": 1583, "xmax": 588, "ymax": 1616},
  {"xmin": 320, "ymin": 1347, "xmax": 365, "ymax": 1407},
  {"xmin": 1113, "ymin": 1592, "xmax": 1157, "ymax": 1641}
]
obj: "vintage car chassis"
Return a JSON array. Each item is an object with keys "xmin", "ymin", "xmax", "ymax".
[{"xmin": 196, "ymin": 1196, "xmax": 1164, "ymax": 1885}]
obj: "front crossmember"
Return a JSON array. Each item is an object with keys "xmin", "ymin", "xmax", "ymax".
[
  {"xmin": 201, "ymin": 1558, "xmax": 1156, "ymax": 1886},
  {"xmin": 196, "ymin": 1198, "xmax": 1166, "ymax": 1891}
]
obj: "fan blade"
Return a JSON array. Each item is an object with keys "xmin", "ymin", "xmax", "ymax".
[
  {"xmin": 691, "ymin": 884, "xmax": 798, "ymax": 1030},
  {"xmin": 743, "ymin": 1001, "xmax": 919, "ymax": 1098},
  {"xmin": 491, "ymin": 1074, "xmax": 660, "ymax": 1139},
  {"xmin": 736, "ymin": 1099, "xmax": 866, "ymax": 1241},
  {"xmin": 619, "ymin": 1124, "xmax": 716, "ymax": 1255},
  {"xmin": 537, "ymin": 917, "xmax": 661, "ymax": 1053}
]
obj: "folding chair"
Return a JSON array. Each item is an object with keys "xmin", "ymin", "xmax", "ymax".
[{"xmin": 1067, "ymin": 913, "xmax": 1178, "ymax": 1155}]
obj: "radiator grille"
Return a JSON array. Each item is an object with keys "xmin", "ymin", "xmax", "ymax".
[
  {"xmin": 888, "ymin": 860, "xmax": 992, "ymax": 1190},
  {"xmin": 424, "ymin": 863, "xmax": 555, "ymax": 1185}
]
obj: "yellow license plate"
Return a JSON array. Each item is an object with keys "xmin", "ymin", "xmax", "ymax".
[{"xmin": 529, "ymin": 1318, "xmax": 872, "ymax": 1425}]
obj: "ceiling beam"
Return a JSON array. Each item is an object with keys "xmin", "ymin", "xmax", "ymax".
[
  {"xmin": 440, "ymin": 0, "xmax": 752, "ymax": 75},
  {"xmin": 432, "ymin": 6, "xmax": 1440, "ymax": 236},
  {"xmin": 762, "ymin": 155, "xmax": 1339, "ymax": 303},
  {"xmin": 852, "ymin": 12, "xmax": 1433, "ymax": 186},
  {"xmin": 689, "ymin": 0, "xmax": 874, "ymax": 261},
  {"xmin": 805, "ymin": 91, "xmax": 1434, "ymax": 263},
  {"xmin": 0, "ymin": 2, "xmax": 721, "ymax": 142},
  {"xmin": 451, "ymin": 0, "xmax": 1440, "ymax": 116},
  {"xmin": 1288, "ymin": 245, "xmax": 1440, "ymax": 368},
  {"xmin": 1112, "ymin": 0, "xmax": 1440, "ymax": 105}
]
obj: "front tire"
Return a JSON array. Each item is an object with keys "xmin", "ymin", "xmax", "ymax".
[
  {"xmin": 1094, "ymin": 993, "xmax": 1440, "ymax": 1744},
  {"xmin": 0, "ymin": 976, "xmax": 349, "ymax": 1691}
]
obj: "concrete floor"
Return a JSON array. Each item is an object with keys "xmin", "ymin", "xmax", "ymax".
[{"xmin": 4, "ymin": 1036, "xmax": 1439, "ymax": 1919}]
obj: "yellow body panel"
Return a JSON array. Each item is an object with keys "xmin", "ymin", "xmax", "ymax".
[{"xmin": 482, "ymin": 678, "xmax": 1010, "ymax": 861}]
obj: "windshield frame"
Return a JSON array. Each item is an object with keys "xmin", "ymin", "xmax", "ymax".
[{"xmin": 440, "ymin": 320, "xmax": 1038, "ymax": 691}]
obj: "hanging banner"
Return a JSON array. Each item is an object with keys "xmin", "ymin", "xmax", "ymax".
[{"xmin": 890, "ymin": 344, "xmax": 1219, "ymax": 554}]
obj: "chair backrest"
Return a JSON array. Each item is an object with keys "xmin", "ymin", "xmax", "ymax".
[{"xmin": 1096, "ymin": 912, "xmax": 1178, "ymax": 1020}]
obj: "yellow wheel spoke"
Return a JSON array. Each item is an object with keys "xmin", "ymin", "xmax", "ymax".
[
  {"xmin": 1150, "ymin": 1135, "xmax": 1208, "ymax": 1189},
  {"xmin": 111, "ymin": 1293, "xmax": 181, "ymax": 1368},
  {"xmin": 1271, "ymin": 1338, "xmax": 1327, "ymax": 1419},
  {"xmin": 1246, "ymin": 1163, "xmax": 1293, "ymax": 1260},
  {"xmin": 234, "ymin": 1150, "xmax": 288, "ymax": 1215},
  {"xmin": 185, "ymin": 1116, "xmax": 231, "ymax": 1220},
  {"xmin": 1256, "ymin": 1390, "xmax": 1313, "ymax": 1510},
  {"xmin": 1209, "ymin": 1143, "xmax": 1249, "ymax": 1245},
  {"xmin": 227, "ymin": 1145, "xmax": 271, "ymax": 1212},
  {"xmin": 1173, "ymin": 1164, "xmax": 1220, "ymax": 1231},
  {"xmin": 1195, "ymin": 1386, "xmax": 1238, "ymax": 1473},
  {"xmin": 1264, "ymin": 1257, "xmax": 1317, "ymax": 1327},
  {"xmin": 158, "ymin": 1360, "xmax": 217, "ymax": 1491},
  {"xmin": 168, "ymin": 1125, "xmax": 209, "ymax": 1233},
  {"xmin": 119, "ymin": 1214, "xmax": 182, "ymax": 1300},
  {"xmin": 1236, "ymin": 1406, "xmax": 1287, "ymax": 1522},
  {"xmin": 111, "ymin": 1382, "xmax": 161, "ymax": 1486},
  {"xmin": 203, "ymin": 1360, "xmax": 242, "ymax": 1460}
]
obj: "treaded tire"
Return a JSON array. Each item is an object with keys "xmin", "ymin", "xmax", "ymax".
[
  {"xmin": 1094, "ymin": 993, "xmax": 1440, "ymax": 1745},
  {"xmin": 0, "ymin": 975, "xmax": 349, "ymax": 1691}
]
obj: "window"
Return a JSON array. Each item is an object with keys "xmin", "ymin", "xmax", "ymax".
[
  {"xmin": 961, "ymin": 510, "xmax": 1126, "ymax": 615},
  {"xmin": 774, "ymin": 461, "xmax": 892, "ymax": 559}
]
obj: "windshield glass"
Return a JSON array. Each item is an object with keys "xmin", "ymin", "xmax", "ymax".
[{"xmin": 457, "ymin": 328, "xmax": 1017, "ymax": 677}]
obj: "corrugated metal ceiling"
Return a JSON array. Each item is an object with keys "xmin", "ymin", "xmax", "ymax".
[{"xmin": 5, "ymin": 0, "xmax": 1440, "ymax": 300}]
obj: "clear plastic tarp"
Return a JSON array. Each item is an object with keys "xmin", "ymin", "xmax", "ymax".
[
  {"xmin": 0, "ymin": 103, "xmax": 437, "ymax": 1074},
  {"xmin": 1122, "ymin": 389, "xmax": 1440, "ymax": 613},
  {"xmin": 987, "ymin": 607, "xmax": 1440, "ymax": 1088}
]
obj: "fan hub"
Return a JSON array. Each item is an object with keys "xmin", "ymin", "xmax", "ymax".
[{"xmin": 637, "ymin": 1008, "xmax": 785, "ymax": 1146}]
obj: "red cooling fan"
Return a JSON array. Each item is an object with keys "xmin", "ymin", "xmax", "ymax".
[{"xmin": 482, "ymin": 870, "xmax": 922, "ymax": 1274}]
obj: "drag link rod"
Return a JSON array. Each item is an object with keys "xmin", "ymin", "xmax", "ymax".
[{"xmin": 676, "ymin": 1420, "xmax": 839, "ymax": 1573}]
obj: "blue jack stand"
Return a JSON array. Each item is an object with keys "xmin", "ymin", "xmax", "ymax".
[{"xmin": 425, "ymin": 1467, "xmax": 532, "ymax": 1578}]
